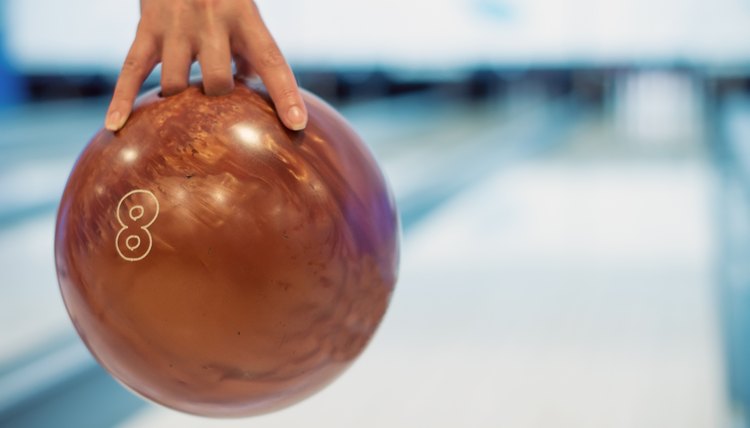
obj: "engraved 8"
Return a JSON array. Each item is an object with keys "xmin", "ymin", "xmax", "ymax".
[{"xmin": 116, "ymin": 189, "xmax": 160, "ymax": 262}]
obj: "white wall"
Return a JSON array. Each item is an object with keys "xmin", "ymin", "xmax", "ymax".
[{"xmin": 5, "ymin": 0, "xmax": 750, "ymax": 71}]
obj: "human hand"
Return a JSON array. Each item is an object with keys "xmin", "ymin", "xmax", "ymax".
[{"xmin": 105, "ymin": 0, "xmax": 307, "ymax": 132}]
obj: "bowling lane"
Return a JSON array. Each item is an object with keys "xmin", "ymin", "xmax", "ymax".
[
  {"xmin": 118, "ymin": 109, "xmax": 727, "ymax": 427},
  {"xmin": 713, "ymin": 93, "xmax": 750, "ymax": 423}
]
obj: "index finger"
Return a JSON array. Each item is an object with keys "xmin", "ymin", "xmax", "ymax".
[{"xmin": 106, "ymin": 35, "xmax": 159, "ymax": 131}]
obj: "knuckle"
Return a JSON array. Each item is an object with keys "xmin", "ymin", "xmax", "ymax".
[
  {"xmin": 278, "ymin": 86, "xmax": 299, "ymax": 103},
  {"xmin": 122, "ymin": 57, "xmax": 145, "ymax": 74},
  {"xmin": 258, "ymin": 46, "xmax": 285, "ymax": 69}
]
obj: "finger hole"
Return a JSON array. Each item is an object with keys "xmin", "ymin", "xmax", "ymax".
[
  {"xmin": 161, "ymin": 40, "xmax": 193, "ymax": 97},
  {"xmin": 198, "ymin": 39, "xmax": 234, "ymax": 96}
]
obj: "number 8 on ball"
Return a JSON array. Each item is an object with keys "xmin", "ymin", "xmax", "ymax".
[{"xmin": 115, "ymin": 189, "xmax": 160, "ymax": 262}]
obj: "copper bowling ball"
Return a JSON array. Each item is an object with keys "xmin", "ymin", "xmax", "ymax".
[{"xmin": 54, "ymin": 79, "xmax": 400, "ymax": 417}]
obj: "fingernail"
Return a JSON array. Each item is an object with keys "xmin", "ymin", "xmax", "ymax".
[
  {"xmin": 105, "ymin": 111, "xmax": 124, "ymax": 131},
  {"xmin": 287, "ymin": 106, "xmax": 306, "ymax": 131}
]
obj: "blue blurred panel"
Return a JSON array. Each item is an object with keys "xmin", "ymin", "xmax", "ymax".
[
  {"xmin": 0, "ymin": 0, "xmax": 24, "ymax": 107},
  {"xmin": 0, "ymin": 65, "xmax": 23, "ymax": 107},
  {"xmin": 717, "ymin": 96, "xmax": 750, "ymax": 417}
]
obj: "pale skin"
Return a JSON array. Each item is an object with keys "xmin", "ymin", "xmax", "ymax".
[{"xmin": 105, "ymin": 0, "xmax": 308, "ymax": 132}]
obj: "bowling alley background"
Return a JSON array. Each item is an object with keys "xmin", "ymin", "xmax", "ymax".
[{"xmin": 2, "ymin": 0, "xmax": 750, "ymax": 427}]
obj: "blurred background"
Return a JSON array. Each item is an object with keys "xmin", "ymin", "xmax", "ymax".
[{"xmin": 1, "ymin": 0, "xmax": 750, "ymax": 426}]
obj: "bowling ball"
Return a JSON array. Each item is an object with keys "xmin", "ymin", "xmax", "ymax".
[{"xmin": 54, "ymin": 79, "xmax": 399, "ymax": 417}]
